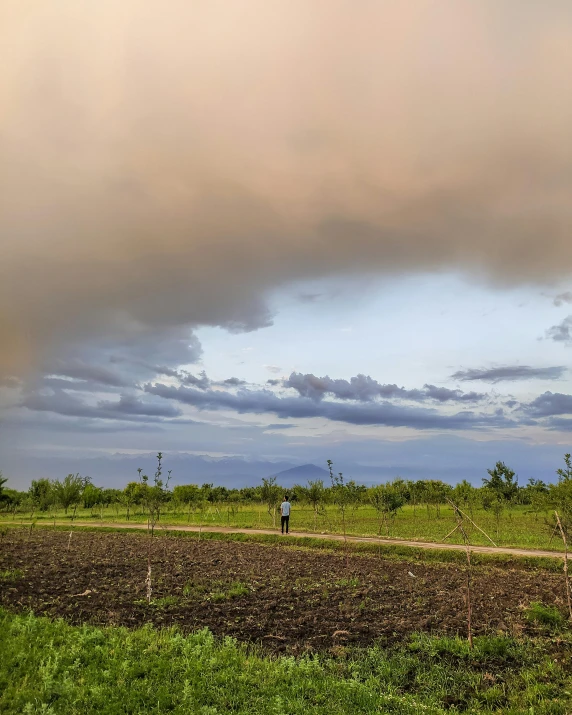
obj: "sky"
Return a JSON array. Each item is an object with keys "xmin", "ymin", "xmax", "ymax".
[{"xmin": 1, "ymin": 1, "xmax": 572, "ymax": 488}]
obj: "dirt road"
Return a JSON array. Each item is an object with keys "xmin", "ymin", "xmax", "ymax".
[{"xmin": 5, "ymin": 519, "xmax": 565, "ymax": 559}]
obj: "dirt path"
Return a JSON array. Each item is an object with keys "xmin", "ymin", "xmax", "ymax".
[{"xmin": 5, "ymin": 519, "xmax": 565, "ymax": 559}]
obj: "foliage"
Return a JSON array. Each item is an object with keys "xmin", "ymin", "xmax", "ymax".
[
  {"xmin": 551, "ymin": 454, "xmax": 572, "ymax": 533},
  {"xmin": 368, "ymin": 483, "xmax": 405, "ymax": 535},
  {"xmin": 137, "ymin": 453, "xmax": 172, "ymax": 534},
  {"xmin": 2, "ymin": 609, "xmax": 572, "ymax": 714},
  {"xmin": 260, "ymin": 476, "xmax": 282, "ymax": 527},
  {"xmin": 483, "ymin": 461, "xmax": 519, "ymax": 503},
  {"xmin": 525, "ymin": 601, "xmax": 565, "ymax": 629},
  {"xmin": 28, "ymin": 479, "xmax": 53, "ymax": 511},
  {"xmin": 0, "ymin": 472, "xmax": 7, "ymax": 503},
  {"xmin": 52, "ymin": 474, "xmax": 90, "ymax": 514}
]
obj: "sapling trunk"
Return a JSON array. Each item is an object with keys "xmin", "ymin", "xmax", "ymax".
[{"xmin": 554, "ymin": 511, "xmax": 572, "ymax": 621}]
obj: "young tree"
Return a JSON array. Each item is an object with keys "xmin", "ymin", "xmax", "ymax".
[
  {"xmin": 173, "ymin": 484, "xmax": 200, "ymax": 522},
  {"xmin": 550, "ymin": 454, "xmax": 572, "ymax": 534},
  {"xmin": 368, "ymin": 483, "xmax": 405, "ymax": 536},
  {"xmin": 327, "ymin": 460, "xmax": 355, "ymax": 567},
  {"xmin": 138, "ymin": 452, "xmax": 172, "ymax": 536},
  {"xmin": 52, "ymin": 474, "xmax": 89, "ymax": 514},
  {"xmin": 298, "ymin": 479, "xmax": 326, "ymax": 531},
  {"xmin": 28, "ymin": 479, "xmax": 53, "ymax": 512},
  {"xmin": 138, "ymin": 453, "xmax": 172, "ymax": 603},
  {"xmin": 260, "ymin": 476, "xmax": 282, "ymax": 528},
  {"xmin": 483, "ymin": 461, "xmax": 519, "ymax": 503},
  {"xmin": 120, "ymin": 482, "xmax": 141, "ymax": 521},
  {"xmin": 83, "ymin": 484, "xmax": 103, "ymax": 510},
  {"xmin": 452, "ymin": 479, "xmax": 475, "ymax": 512},
  {"xmin": 523, "ymin": 478, "xmax": 549, "ymax": 520}
]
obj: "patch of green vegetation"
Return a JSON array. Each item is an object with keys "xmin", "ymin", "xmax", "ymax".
[
  {"xmin": 1, "ymin": 609, "xmax": 572, "ymax": 714},
  {"xmin": 525, "ymin": 601, "xmax": 565, "ymax": 629},
  {"xmin": 182, "ymin": 581, "xmax": 209, "ymax": 597},
  {"xmin": 335, "ymin": 577, "xmax": 360, "ymax": 588},
  {"xmin": 0, "ymin": 568, "xmax": 23, "ymax": 582},
  {"xmin": 209, "ymin": 581, "xmax": 251, "ymax": 603}
]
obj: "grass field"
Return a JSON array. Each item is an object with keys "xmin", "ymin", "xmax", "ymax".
[
  {"xmin": 2, "ymin": 609, "xmax": 572, "ymax": 714},
  {"xmin": 2, "ymin": 501, "xmax": 562, "ymax": 551}
]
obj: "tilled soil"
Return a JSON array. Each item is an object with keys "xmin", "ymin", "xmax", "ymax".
[{"xmin": 0, "ymin": 530, "xmax": 568, "ymax": 654}]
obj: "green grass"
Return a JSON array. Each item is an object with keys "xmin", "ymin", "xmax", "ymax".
[
  {"xmin": 2, "ymin": 502, "xmax": 564, "ymax": 552},
  {"xmin": 525, "ymin": 602, "xmax": 566, "ymax": 630},
  {"xmin": 209, "ymin": 581, "xmax": 251, "ymax": 603},
  {"xmin": 1, "ymin": 609, "xmax": 571, "ymax": 714},
  {"xmin": 0, "ymin": 568, "xmax": 23, "ymax": 582}
]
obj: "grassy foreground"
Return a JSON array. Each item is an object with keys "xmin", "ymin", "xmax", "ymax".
[{"xmin": 1, "ymin": 609, "xmax": 571, "ymax": 714}]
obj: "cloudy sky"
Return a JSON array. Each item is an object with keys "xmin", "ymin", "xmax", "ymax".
[{"xmin": 1, "ymin": 1, "xmax": 572, "ymax": 488}]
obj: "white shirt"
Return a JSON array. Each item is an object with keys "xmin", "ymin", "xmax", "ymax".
[{"xmin": 281, "ymin": 501, "xmax": 291, "ymax": 516}]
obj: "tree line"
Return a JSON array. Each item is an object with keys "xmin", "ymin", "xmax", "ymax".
[{"xmin": 1, "ymin": 453, "xmax": 571, "ymax": 532}]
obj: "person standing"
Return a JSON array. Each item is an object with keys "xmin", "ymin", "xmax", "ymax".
[{"xmin": 280, "ymin": 495, "xmax": 291, "ymax": 534}]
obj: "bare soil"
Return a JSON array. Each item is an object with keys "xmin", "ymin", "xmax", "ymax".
[{"xmin": 0, "ymin": 530, "xmax": 568, "ymax": 654}]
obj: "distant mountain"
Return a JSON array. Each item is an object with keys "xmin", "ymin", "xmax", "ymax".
[{"xmin": 269, "ymin": 463, "xmax": 330, "ymax": 486}]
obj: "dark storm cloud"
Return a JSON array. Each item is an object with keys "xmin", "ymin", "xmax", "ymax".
[
  {"xmin": 22, "ymin": 389, "xmax": 182, "ymax": 422},
  {"xmin": 545, "ymin": 317, "xmax": 572, "ymax": 344},
  {"xmin": 144, "ymin": 382, "xmax": 510, "ymax": 431},
  {"xmin": 451, "ymin": 365, "xmax": 567, "ymax": 383},
  {"xmin": 179, "ymin": 371, "xmax": 211, "ymax": 389},
  {"xmin": 221, "ymin": 377, "xmax": 248, "ymax": 387},
  {"xmin": 2, "ymin": 1, "xmax": 572, "ymax": 378},
  {"xmin": 524, "ymin": 391, "xmax": 572, "ymax": 417},
  {"xmin": 284, "ymin": 372, "xmax": 485, "ymax": 403},
  {"xmin": 554, "ymin": 292, "xmax": 572, "ymax": 307}
]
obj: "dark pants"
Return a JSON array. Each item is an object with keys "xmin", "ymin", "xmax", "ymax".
[{"xmin": 281, "ymin": 515, "xmax": 289, "ymax": 533}]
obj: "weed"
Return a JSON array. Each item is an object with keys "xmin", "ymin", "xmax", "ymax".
[
  {"xmin": 335, "ymin": 577, "xmax": 359, "ymax": 588},
  {"xmin": 525, "ymin": 601, "xmax": 565, "ymax": 628},
  {"xmin": 209, "ymin": 581, "xmax": 250, "ymax": 602},
  {"xmin": 0, "ymin": 568, "xmax": 23, "ymax": 581}
]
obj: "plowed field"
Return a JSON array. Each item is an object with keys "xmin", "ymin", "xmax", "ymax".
[{"xmin": 0, "ymin": 530, "xmax": 567, "ymax": 654}]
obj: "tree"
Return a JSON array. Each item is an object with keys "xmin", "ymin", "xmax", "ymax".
[
  {"xmin": 368, "ymin": 483, "xmax": 405, "ymax": 536},
  {"xmin": 52, "ymin": 474, "xmax": 88, "ymax": 514},
  {"xmin": 483, "ymin": 461, "xmax": 518, "ymax": 503},
  {"xmin": 173, "ymin": 484, "xmax": 200, "ymax": 522},
  {"xmin": 557, "ymin": 453, "xmax": 572, "ymax": 482},
  {"xmin": 260, "ymin": 476, "xmax": 282, "ymax": 528},
  {"xmin": 550, "ymin": 454, "xmax": 572, "ymax": 533},
  {"xmin": 0, "ymin": 473, "xmax": 8, "ymax": 504},
  {"xmin": 83, "ymin": 484, "xmax": 103, "ymax": 509},
  {"xmin": 328, "ymin": 460, "xmax": 355, "ymax": 566},
  {"xmin": 452, "ymin": 480, "xmax": 475, "ymax": 511},
  {"xmin": 298, "ymin": 479, "xmax": 326, "ymax": 531},
  {"xmin": 138, "ymin": 452, "xmax": 172, "ymax": 536},
  {"xmin": 522, "ymin": 478, "xmax": 549, "ymax": 519},
  {"xmin": 28, "ymin": 479, "xmax": 53, "ymax": 512}
]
